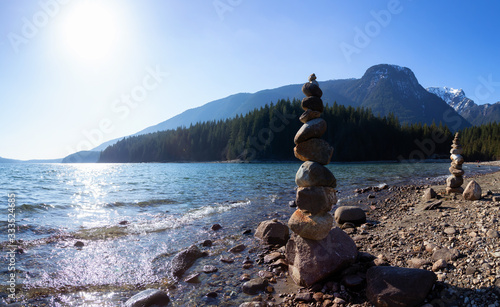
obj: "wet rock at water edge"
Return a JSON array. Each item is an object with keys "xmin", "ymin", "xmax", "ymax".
[
  {"xmin": 242, "ymin": 277, "xmax": 269, "ymax": 295},
  {"xmin": 169, "ymin": 245, "xmax": 205, "ymax": 278},
  {"xmin": 211, "ymin": 224, "xmax": 222, "ymax": 231},
  {"xmin": 229, "ymin": 244, "xmax": 246, "ymax": 253},
  {"xmin": 202, "ymin": 265, "xmax": 218, "ymax": 273},
  {"xmin": 124, "ymin": 289, "xmax": 170, "ymax": 307},
  {"xmin": 74, "ymin": 241, "xmax": 84, "ymax": 248},
  {"xmin": 254, "ymin": 219, "xmax": 290, "ymax": 246}
]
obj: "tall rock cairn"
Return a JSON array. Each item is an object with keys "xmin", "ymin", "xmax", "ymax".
[
  {"xmin": 289, "ymin": 74, "xmax": 336, "ymax": 241},
  {"xmin": 446, "ymin": 132, "xmax": 465, "ymax": 194}
]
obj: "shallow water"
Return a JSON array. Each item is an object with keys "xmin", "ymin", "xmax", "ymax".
[{"xmin": 0, "ymin": 162, "xmax": 497, "ymax": 305}]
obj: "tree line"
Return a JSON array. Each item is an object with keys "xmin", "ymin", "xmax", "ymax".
[{"xmin": 98, "ymin": 99, "xmax": 499, "ymax": 163}]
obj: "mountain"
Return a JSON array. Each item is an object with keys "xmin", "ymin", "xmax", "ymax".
[
  {"xmin": 61, "ymin": 151, "xmax": 100, "ymax": 163},
  {"xmin": 93, "ymin": 64, "xmax": 470, "ymax": 152},
  {"xmin": 426, "ymin": 86, "xmax": 500, "ymax": 125},
  {"xmin": 0, "ymin": 157, "xmax": 62, "ymax": 163}
]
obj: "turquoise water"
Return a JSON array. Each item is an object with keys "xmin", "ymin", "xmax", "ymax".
[{"xmin": 0, "ymin": 162, "xmax": 497, "ymax": 305}]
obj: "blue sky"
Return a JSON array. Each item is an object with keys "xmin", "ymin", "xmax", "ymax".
[{"xmin": 1, "ymin": 0, "xmax": 500, "ymax": 160}]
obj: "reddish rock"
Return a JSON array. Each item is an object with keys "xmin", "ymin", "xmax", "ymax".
[
  {"xmin": 294, "ymin": 138, "xmax": 333, "ymax": 165},
  {"xmin": 288, "ymin": 209, "xmax": 333, "ymax": 241},
  {"xmin": 285, "ymin": 228, "xmax": 357, "ymax": 287}
]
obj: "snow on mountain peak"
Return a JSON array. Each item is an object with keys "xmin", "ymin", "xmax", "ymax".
[{"xmin": 426, "ymin": 86, "xmax": 475, "ymax": 113}]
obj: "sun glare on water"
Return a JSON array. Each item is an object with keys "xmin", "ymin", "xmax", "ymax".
[{"xmin": 58, "ymin": 1, "xmax": 122, "ymax": 62}]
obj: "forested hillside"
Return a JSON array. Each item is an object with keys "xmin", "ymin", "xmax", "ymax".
[
  {"xmin": 99, "ymin": 99, "xmax": 474, "ymax": 163},
  {"xmin": 461, "ymin": 123, "xmax": 500, "ymax": 161}
]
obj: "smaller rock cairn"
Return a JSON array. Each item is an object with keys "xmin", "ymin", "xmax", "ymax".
[
  {"xmin": 289, "ymin": 73, "xmax": 336, "ymax": 240},
  {"xmin": 446, "ymin": 132, "xmax": 465, "ymax": 194}
]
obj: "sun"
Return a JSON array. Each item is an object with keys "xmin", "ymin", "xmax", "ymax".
[{"xmin": 59, "ymin": 1, "xmax": 120, "ymax": 62}]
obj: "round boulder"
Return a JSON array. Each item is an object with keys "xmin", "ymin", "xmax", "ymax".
[
  {"xmin": 302, "ymin": 82, "xmax": 323, "ymax": 98},
  {"xmin": 125, "ymin": 289, "xmax": 170, "ymax": 307},
  {"xmin": 254, "ymin": 219, "xmax": 290, "ymax": 246},
  {"xmin": 334, "ymin": 206, "xmax": 366, "ymax": 225},
  {"xmin": 295, "ymin": 161, "xmax": 337, "ymax": 188},
  {"xmin": 301, "ymin": 96, "xmax": 324, "ymax": 113}
]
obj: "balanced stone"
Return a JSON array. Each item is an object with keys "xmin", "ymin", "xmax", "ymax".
[
  {"xmin": 446, "ymin": 187, "xmax": 464, "ymax": 194},
  {"xmin": 288, "ymin": 209, "xmax": 333, "ymax": 241},
  {"xmin": 286, "ymin": 228, "xmax": 357, "ymax": 287},
  {"xmin": 449, "ymin": 167, "xmax": 464, "ymax": 176},
  {"xmin": 294, "ymin": 118, "xmax": 327, "ymax": 144},
  {"xmin": 450, "ymin": 154, "xmax": 464, "ymax": 164},
  {"xmin": 299, "ymin": 109, "xmax": 322, "ymax": 124},
  {"xmin": 295, "ymin": 161, "xmax": 336, "ymax": 188},
  {"xmin": 296, "ymin": 186, "xmax": 336, "ymax": 215},
  {"xmin": 302, "ymin": 82, "xmax": 323, "ymax": 98},
  {"xmin": 450, "ymin": 148, "xmax": 463, "ymax": 155},
  {"xmin": 294, "ymin": 138, "xmax": 333, "ymax": 165},
  {"xmin": 301, "ymin": 96, "xmax": 324, "ymax": 113},
  {"xmin": 446, "ymin": 175, "xmax": 464, "ymax": 188}
]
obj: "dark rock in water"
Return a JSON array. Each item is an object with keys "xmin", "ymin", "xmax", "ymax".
[
  {"xmin": 243, "ymin": 229, "xmax": 252, "ymax": 235},
  {"xmin": 184, "ymin": 272, "xmax": 201, "ymax": 283},
  {"xmin": 334, "ymin": 206, "xmax": 366, "ymax": 225},
  {"xmin": 255, "ymin": 219, "xmax": 290, "ymax": 246},
  {"xmin": 170, "ymin": 245, "xmax": 204, "ymax": 278},
  {"xmin": 301, "ymin": 96, "xmax": 324, "ymax": 112},
  {"xmin": 422, "ymin": 188, "xmax": 437, "ymax": 200},
  {"xmin": 211, "ymin": 224, "xmax": 222, "ymax": 231},
  {"xmin": 289, "ymin": 200, "xmax": 297, "ymax": 207},
  {"xmin": 74, "ymin": 241, "xmax": 84, "ymax": 248},
  {"xmin": 119, "ymin": 220, "xmax": 128, "ymax": 225},
  {"xmin": 302, "ymin": 82, "xmax": 323, "ymax": 98},
  {"xmin": 296, "ymin": 186, "xmax": 336, "ymax": 215},
  {"xmin": 294, "ymin": 118, "xmax": 327, "ymax": 144},
  {"xmin": 295, "ymin": 161, "xmax": 336, "ymax": 188},
  {"xmin": 285, "ymin": 228, "xmax": 357, "ymax": 286},
  {"xmin": 205, "ymin": 292, "xmax": 218, "ymax": 298},
  {"xmin": 294, "ymin": 138, "xmax": 333, "ymax": 165},
  {"xmin": 242, "ymin": 277, "xmax": 269, "ymax": 295},
  {"xmin": 220, "ymin": 256, "xmax": 234, "ymax": 263},
  {"xmin": 366, "ymin": 266, "xmax": 436, "ymax": 307},
  {"xmin": 124, "ymin": 289, "xmax": 170, "ymax": 307},
  {"xmin": 202, "ymin": 239, "xmax": 213, "ymax": 247},
  {"xmin": 299, "ymin": 109, "xmax": 322, "ymax": 124},
  {"xmin": 229, "ymin": 244, "xmax": 246, "ymax": 253},
  {"xmin": 463, "ymin": 180, "xmax": 482, "ymax": 201},
  {"xmin": 202, "ymin": 265, "xmax": 218, "ymax": 273}
]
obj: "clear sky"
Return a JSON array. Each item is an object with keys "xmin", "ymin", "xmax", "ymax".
[{"xmin": 1, "ymin": 0, "xmax": 500, "ymax": 160}]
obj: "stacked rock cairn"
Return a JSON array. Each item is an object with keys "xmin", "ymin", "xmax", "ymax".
[
  {"xmin": 446, "ymin": 132, "xmax": 465, "ymax": 194},
  {"xmin": 288, "ymin": 74, "xmax": 336, "ymax": 240}
]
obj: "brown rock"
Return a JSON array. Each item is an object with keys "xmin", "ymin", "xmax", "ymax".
[
  {"xmin": 229, "ymin": 244, "xmax": 246, "ymax": 253},
  {"xmin": 170, "ymin": 245, "xmax": 205, "ymax": 278},
  {"xmin": 422, "ymin": 188, "xmax": 437, "ymax": 200},
  {"xmin": 301, "ymin": 96, "xmax": 324, "ymax": 113},
  {"xmin": 124, "ymin": 289, "xmax": 170, "ymax": 307},
  {"xmin": 184, "ymin": 272, "xmax": 200, "ymax": 283},
  {"xmin": 450, "ymin": 154, "xmax": 464, "ymax": 164},
  {"xmin": 294, "ymin": 138, "xmax": 333, "ymax": 165},
  {"xmin": 288, "ymin": 209, "xmax": 333, "ymax": 240},
  {"xmin": 294, "ymin": 118, "xmax": 327, "ymax": 144},
  {"xmin": 446, "ymin": 175, "xmax": 463, "ymax": 188},
  {"xmin": 299, "ymin": 109, "xmax": 322, "ymax": 124},
  {"xmin": 242, "ymin": 278, "xmax": 268, "ymax": 295},
  {"xmin": 302, "ymin": 82, "xmax": 323, "ymax": 98},
  {"xmin": 295, "ymin": 161, "xmax": 337, "ymax": 188},
  {"xmin": 432, "ymin": 259, "xmax": 447, "ymax": 272},
  {"xmin": 431, "ymin": 248, "xmax": 460, "ymax": 261},
  {"xmin": 334, "ymin": 206, "xmax": 366, "ymax": 225},
  {"xmin": 463, "ymin": 180, "xmax": 482, "ymax": 201},
  {"xmin": 285, "ymin": 228, "xmax": 357, "ymax": 287},
  {"xmin": 449, "ymin": 166, "xmax": 465, "ymax": 176},
  {"xmin": 366, "ymin": 266, "xmax": 436, "ymax": 307},
  {"xmin": 254, "ymin": 219, "xmax": 290, "ymax": 246},
  {"xmin": 446, "ymin": 187, "xmax": 464, "ymax": 194},
  {"xmin": 263, "ymin": 252, "xmax": 282, "ymax": 263},
  {"xmin": 296, "ymin": 186, "xmax": 336, "ymax": 215},
  {"xmin": 408, "ymin": 258, "xmax": 430, "ymax": 269}
]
